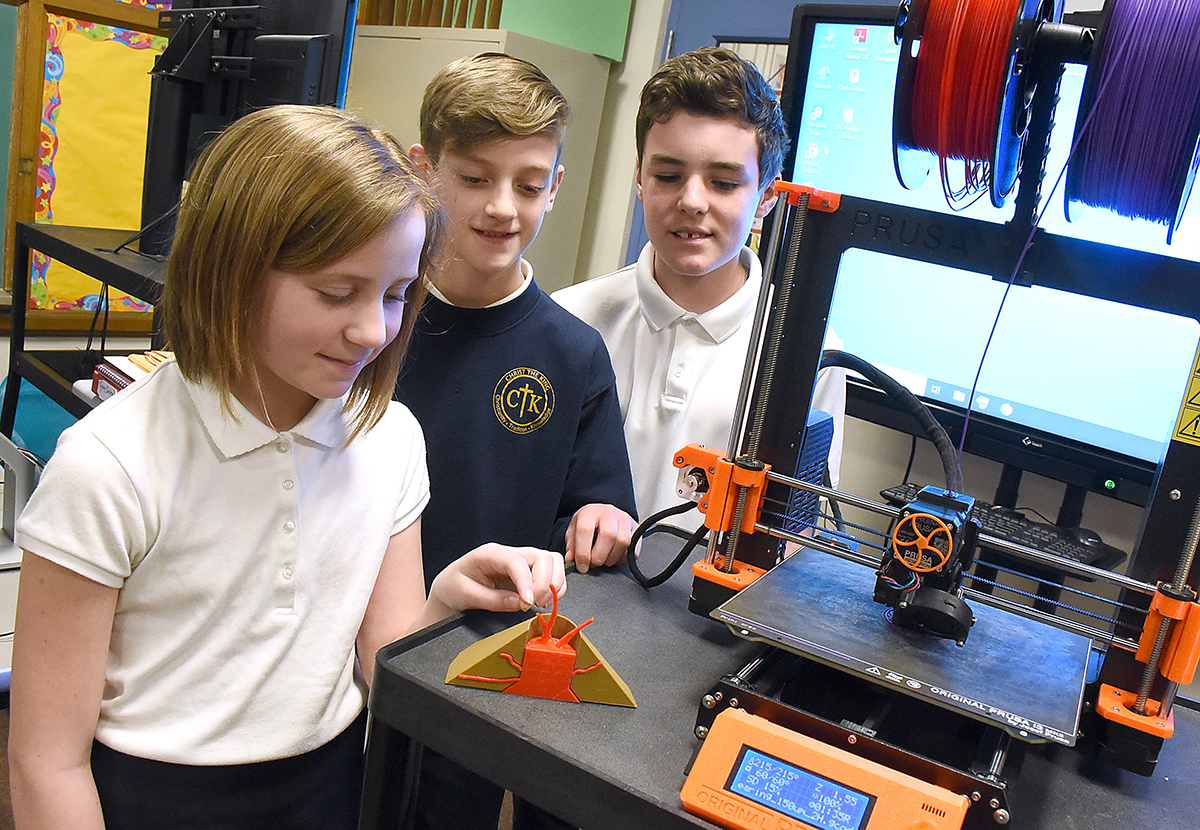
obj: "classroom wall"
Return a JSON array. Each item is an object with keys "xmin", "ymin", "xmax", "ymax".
[{"xmin": 575, "ymin": 0, "xmax": 672, "ymax": 284}]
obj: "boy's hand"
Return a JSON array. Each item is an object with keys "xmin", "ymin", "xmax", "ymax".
[
  {"xmin": 430, "ymin": 545, "xmax": 565, "ymax": 616},
  {"xmin": 565, "ymin": 504, "xmax": 637, "ymax": 573}
]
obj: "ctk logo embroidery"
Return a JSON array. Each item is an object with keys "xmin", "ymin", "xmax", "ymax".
[{"xmin": 494, "ymin": 368, "xmax": 554, "ymax": 434}]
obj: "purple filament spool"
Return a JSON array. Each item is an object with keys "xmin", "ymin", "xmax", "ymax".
[{"xmin": 1066, "ymin": 0, "xmax": 1200, "ymax": 239}]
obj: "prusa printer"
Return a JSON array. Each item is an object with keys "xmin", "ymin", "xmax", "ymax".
[{"xmin": 630, "ymin": 2, "xmax": 1200, "ymax": 829}]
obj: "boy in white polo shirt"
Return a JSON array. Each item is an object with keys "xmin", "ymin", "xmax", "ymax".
[{"xmin": 554, "ymin": 47, "xmax": 846, "ymax": 524}]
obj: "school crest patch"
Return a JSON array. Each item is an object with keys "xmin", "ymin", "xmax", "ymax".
[{"xmin": 494, "ymin": 368, "xmax": 555, "ymax": 434}]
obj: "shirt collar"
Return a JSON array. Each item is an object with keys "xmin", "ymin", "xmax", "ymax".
[
  {"xmin": 184, "ymin": 377, "xmax": 350, "ymax": 457},
  {"xmin": 425, "ymin": 259, "xmax": 534, "ymax": 308},
  {"xmin": 634, "ymin": 244, "xmax": 761, "ymax": 343}
]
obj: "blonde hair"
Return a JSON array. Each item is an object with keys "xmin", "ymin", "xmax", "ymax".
[
  {"xmin": 419, "ymin": 52, "xmax": 569, "ymax": 162},
  {"xmin": 161, "ymin": 104, "xmax": 443, "ymax": 439}
]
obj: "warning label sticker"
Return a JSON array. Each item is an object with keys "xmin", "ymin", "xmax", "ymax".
[{"xmin": 1175, "ymin": 348, "xmax": 1200, "ymax": 447}]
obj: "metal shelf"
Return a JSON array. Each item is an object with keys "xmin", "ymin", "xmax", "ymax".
[{"xmin": 1, "ymin": 223, "xmax": 165, "ymax": 437}]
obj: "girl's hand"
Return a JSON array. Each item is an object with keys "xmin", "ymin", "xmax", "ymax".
[{"xmin": 430, "ymin": 544, "xmax": 565, "ymax": 616}]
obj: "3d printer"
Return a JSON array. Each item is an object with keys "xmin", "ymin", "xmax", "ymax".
[{"xmin": 638, "ymin": 2, "xmax": 1200, "ymax": 829}]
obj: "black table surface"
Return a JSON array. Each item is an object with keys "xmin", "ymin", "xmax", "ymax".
[{"xmin": 365, "ymin": 535, "xmax": 1200, "ymax": 829}]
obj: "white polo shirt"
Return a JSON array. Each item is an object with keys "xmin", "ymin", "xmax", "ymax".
[
  {"xmin": 16, "ymin": 359, "xmax": 428, "ymax": 764},
  {"xmin": 554, "ymin": 244, "xmax": 845, "ymax": 524}
]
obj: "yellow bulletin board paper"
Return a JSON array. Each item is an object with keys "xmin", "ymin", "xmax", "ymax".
[{"xmin": 34, "ymin": 18, "xmax": 162, "ymax": 312}]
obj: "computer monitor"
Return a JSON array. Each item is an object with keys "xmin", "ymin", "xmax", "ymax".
[
  {"xmin": 777, "ymin": 3, "xmax": 1200, "ymax": 507},
  {"xmin": 782, "ymin": 5, "xmax": 1200, "ymax": 259},
  {"xmin": 139, "ymin": 0, "xmax": 358, "ymax": 256}
]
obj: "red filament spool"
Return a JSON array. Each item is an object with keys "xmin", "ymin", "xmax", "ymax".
[{"xmin": 893, "ymin": 0, "xmax": 1058, "ymax": 207}]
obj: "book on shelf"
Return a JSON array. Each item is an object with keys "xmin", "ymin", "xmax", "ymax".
[{"xmin": 92, "ymin": 350, "xmax": 172, "ymax": 401}]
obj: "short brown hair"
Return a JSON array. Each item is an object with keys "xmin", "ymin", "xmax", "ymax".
[
  {"xmin": 161, "ymin": 104, "xmax": 443, "ymax": 439},
  {"xmin": 419, "ymin": 52, "xmax": 569, "ymax": 162},
  {"xmin": 636, "ymin": 47, "xmax": 789, "ymax": 186}
]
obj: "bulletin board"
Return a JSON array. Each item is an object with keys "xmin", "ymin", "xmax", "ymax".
[{"xmin": 31, "ymin": 8, "xmax": 165, "ymax": 313}]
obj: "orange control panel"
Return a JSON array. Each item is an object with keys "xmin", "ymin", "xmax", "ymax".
[{"xmin": 682, "ymin": 708, "xmax": 968, "ymax": 830}]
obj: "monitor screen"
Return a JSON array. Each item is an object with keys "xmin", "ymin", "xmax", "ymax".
[
  {"xmin": 826, "ymin": 248, "xmax": 1200, "ymax": 466},
  {"xmin": 727, "ymin": 746, "xmax": 876, "ymax": 830},
  {"xmin": 779, "ymin": 4, "xmax": 1200, "ymax": 501},
  {"xmin": 785, "ymin": 11, "xmax": 1200, "ymax": 258}
]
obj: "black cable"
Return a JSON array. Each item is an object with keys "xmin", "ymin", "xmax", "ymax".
[
  {"xmin": 84, "ymin": 287, "xmax": 104, "ymax": 350},
  {"xmin": 17, "ymin": 446, "xmax": 47, "ymax": 468},
  {"xmin": 85, "ymin": 282, "xmax": 111, "ymax": 356},
  {"xmin": 1017, "ymin": 505, "xmax": 1055, "ymax": 524},
  {"xmin": 627, "ymin": 501, "xmax": 707, "ymax": 589},
  {"xmin": 626, "ymin": 351, "xmax": 958, "ymax": 588},
  {"xmin": 109, "ymin": 203, "xmax": 179, "ymax": 258},
  {"xmin": 901, "ymin": 434, "xmax": 918, "ymax": 484},
  {"xmin": 820, "ymin": 349, "xmax": 962, "ymax": 491},
  {"xmin": 822, "ymin": 463, "xmax": 845, "ymax": 533}
]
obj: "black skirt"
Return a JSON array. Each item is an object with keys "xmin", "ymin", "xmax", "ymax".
[{"xmin": 90, "ymin": 710, "xmax": 366, "ymax": 830}]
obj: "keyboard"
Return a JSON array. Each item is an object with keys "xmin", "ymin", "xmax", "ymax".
[{"xmin": 878, "ymin": 482, "xmax": 1124, "ymax": 569}]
